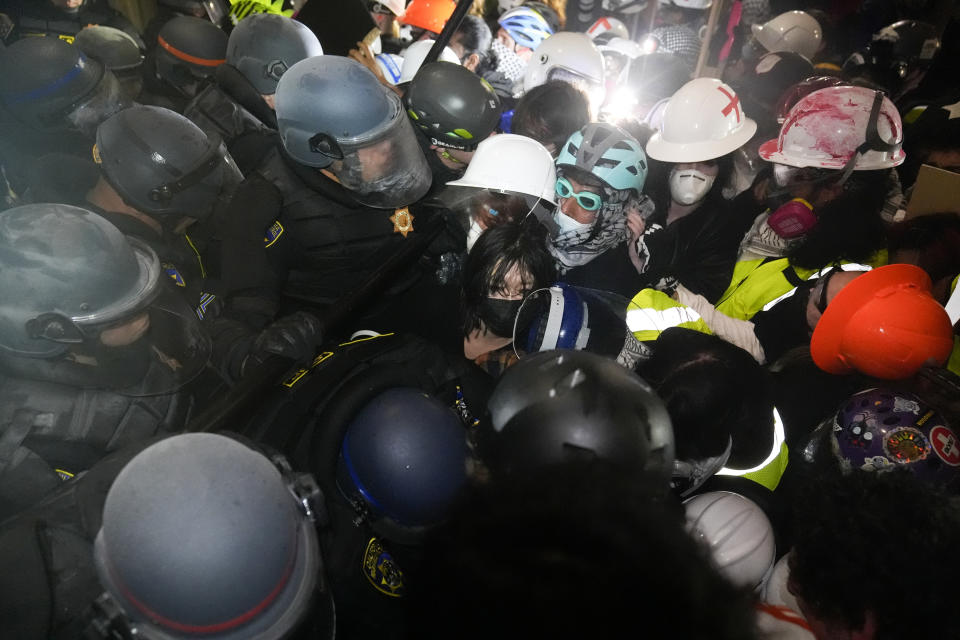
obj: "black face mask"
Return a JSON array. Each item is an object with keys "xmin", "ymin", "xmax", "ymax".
[{"xmin": 478, "ymin": 298, "xmax": 523, "ymax": 338}]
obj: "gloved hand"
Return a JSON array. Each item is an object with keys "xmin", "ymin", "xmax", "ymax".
[{"xmin": 251, "ymin": 311, "xmax": 323, "ymax": 364}]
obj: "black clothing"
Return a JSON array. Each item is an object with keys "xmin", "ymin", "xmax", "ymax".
[
  {"xmin": 562, "ymin": 241, "xmax": 646, "ymax": 298},
  {"xmin": 640, "ymin": 195, "xmax": 743, "ymax": 303},
  {"xmin": 0, "ymin": 0, "xmax": 140, "ymax": 45}
]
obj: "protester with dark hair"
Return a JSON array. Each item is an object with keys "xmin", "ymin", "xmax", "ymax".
[
  {"xmin": 450, "ymin": 14, "xmax": 493, "ymax": 72},
  {"xmin": 511, "ymin": 80, "xmax": 591, "ymax": 156},
  {"xmin": 410, "ymin": 462, "xmax": 759, "ymax": 640},
  {"xmin": 786, "ymin": 469, "xmax": 960, "ymax": 639},
  {"xmin": 887, "ymin": 212, "xmax": 960, "ymax": 305},
  {"xmin": 461, "ymin": 218, "xmax": 556, "ymax": 368}
]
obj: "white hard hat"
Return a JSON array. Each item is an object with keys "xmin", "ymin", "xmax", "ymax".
[
  {"xmin": 751, "ymin": 10, "xmax": 822, "ymax": 60},
  {"xmin": 758, "ymin": 86, "xmax": 905, "ymax": 171},
  {"xmin": 684, "ymin": 491, "xmax": 776, "ymax": 590},
  {"xmin": 399, "ymin": 39, "xmax": 460, "ymax": 84},
  {"xmin": 660, "ymin": 0, "xmax": 713, "ymax": 8},
  {"xmin": 762, "ymin": 552, "xmax": 803, "ymax": 612},
  {"xmin": 522, "ymin": 32, "xmax": 606, "ymax": 103},
  {"xmin": 645, "ymin": 77, "xmax": 757, "ymax": 162},
  {"xmin": 498, "ymin": 0, "xmax": 524, "ymax": 13},
  {"xmin": 447, "ymin": 134, "xmax": 557, "ymax": 205},
  {"xmin": 587, "ymin": 16, "xmax": 630, "ymax": 41},
  {"xmin": 375, "ymin": 53, "xmax": 405, "ymax": 85},
  {"xmin": 376, "ymin": 0, "xmax": 407, "ymax": 17},
  {"xmin": 598, "ymin": 37, "xmax": 645, "ymax": 59}
]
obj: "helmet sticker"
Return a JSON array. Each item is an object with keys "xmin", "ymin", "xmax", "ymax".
[
  {"xmin": 930, "ymin": 425, "xmax": 960, "ymax": 466},
  {"xmin": 883, "ymin": 427, "xmax": 931, "ymax": 464}
]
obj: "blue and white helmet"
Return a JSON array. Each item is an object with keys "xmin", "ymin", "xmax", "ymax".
[
  {"xmin": 498, "ymin": 6, "xmax": 554, "ymax": 50},
  {"xmin": 556, "ymin": 123, "xmax": 648, "ymax": 195}
]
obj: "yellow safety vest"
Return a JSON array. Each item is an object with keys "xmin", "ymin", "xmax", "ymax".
[
  {"xmin": 626, "ymin": 289, "xmax": 712, "ymax": 342},
  {"xmin": 715, "ymin": 409, "xmax": 789, "ymax": 491}
]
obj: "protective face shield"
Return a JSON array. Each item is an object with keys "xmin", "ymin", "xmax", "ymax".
[
  {"xmin": 669, "ymin": 165, "xmax": 715, "ymax": 205},
  {"xmin": 0, "ymin": 205, "xmax": 211, "ymax": 395},
  {"xmin": 722, "ymin": 146, "xmax": 762, "ymax": 199},
  {"xmin": 466, "ymin": 217, "xmax": 483, "ymax": 252},
  {"xmin": 66, "ymin": 70, "xmax": 132, "ymax": 139},
  {"xmin": 513, "ymin": 284, "xmax": 633, "ymax": 360}
]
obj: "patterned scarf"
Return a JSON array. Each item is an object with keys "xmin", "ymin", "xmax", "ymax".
[
  {"xmin": 490, "ymin": 38, "xmax": 527, "ymax": 82},
  {"xmin": 738, "ymin": 210, "xmax": 800, "ymax": 260},
  {"xmin": 549, "ymin": 184, "xmax": 632, "ymax": 274}
]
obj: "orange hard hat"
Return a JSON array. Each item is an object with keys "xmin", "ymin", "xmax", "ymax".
[
  {"xmin": 810, "ymin": 264, "xmax": 954, "ymax": 380},
  {"xmin": 399, "ymin": 0, "xmax": 456, "ymax": 34}
]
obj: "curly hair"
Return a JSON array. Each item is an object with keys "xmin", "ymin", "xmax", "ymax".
[{"xmin": 789, "ymin": 469, "xmax": 960, "ymax": 638}]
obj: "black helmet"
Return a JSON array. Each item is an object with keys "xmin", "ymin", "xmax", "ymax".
[
  {"xmin": 0, "ymin": 37, "xmax": 130, "ymax": 135},
  {"xmin": 0, "ymin": 204, "xmax": 211, "ymax": 393},
  {"xmin": 93, "ymin": 433, "xmax": 326, "ymax": 639},
  {"xmin": 404, "ymin": 62, "xmax": 502, "ymax": 151},
  {"xmin": 95, "ymin": 105, "xmax": 243, "ymax": 219},
  {"xmin": 482, "ymin": 350, "xmax": 675, "ymax": 478},
  {"xmin": 843, "ymin": 20, "xmax": 940, "ymax": 96},
  {"xmin": 155, "ymin": 15, "xmax": 228, "ymax": 92},
  {"xmin": 226, "ymin": 13, "xmax": 323, "ymax": 95},
  {"xmin": 335, "ymin": 387, "xmax": 470, "ymax": 542}
]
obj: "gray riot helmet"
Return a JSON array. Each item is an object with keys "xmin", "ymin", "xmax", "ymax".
[
  {"xmin": 158, "ymin": 0, "xmax": 230, "ymax": 24},
  {"xmin": 155, "ymin": 15, "xmax": 228, "ymax": 96},
  {"xmin": 93, "ymin": 433, "xmax": 327, "ymax": 639},
  {"xmin": 95, "ymin": 105, "xmax": 243, "ymax": 220},
  {"xmin": 275, "ymin": 56, "xmax": 433, "ymax": 208},
  {"xmin": 0, "ymin": 37, "xmax": 131, "ymax": 137},
  {"xmin": 0, "ymin": 204, "xmax": 211, "ymax": 395},
  {"xmin": 226, "ymin": 13, "xmax": 323, "ymax": 96},
  {"xmin": 76, "ymin": 25, "xmax": 145, "ymax": 100},
  {"xmin": 481, "ymin": 350, "xmax": 675, "ymax": 479}
]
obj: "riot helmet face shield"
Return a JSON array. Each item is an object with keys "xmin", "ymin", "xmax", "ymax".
[
  {"xmin": 66, "ymin": 69, "xmax": 132, "ymax": 139},
  {"xmin": 315, "ymin": 92, "xmax": 432, "ymax": 208}
]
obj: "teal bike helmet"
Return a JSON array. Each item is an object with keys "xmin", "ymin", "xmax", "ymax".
[{"xmin": 556, "ymin": 123, "xmax": 648, "ymax": 195}]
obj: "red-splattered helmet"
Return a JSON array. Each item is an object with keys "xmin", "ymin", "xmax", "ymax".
[{"xmin": 759, "ymin": 85, "xmax": 904, "ymax": 171}]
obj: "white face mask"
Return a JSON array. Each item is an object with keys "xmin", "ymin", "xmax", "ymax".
[
  {"xmin": 554, "ymin": 210, "xmax": 594, "ymax": 235},
  {"xmin": 669, "ymin": 167, "xmax": 716, "ymax": 205},
  {"xmin": 466, "ymin": 218, "xmax": 484, "ymax": 252}
]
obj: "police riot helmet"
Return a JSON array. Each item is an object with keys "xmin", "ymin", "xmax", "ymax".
[
  {"xmin": 95, "ymin": 105, "xmax": 243, "ymax": 219},
  {"xmin": 155, "ymin": 15, "xmax": 228, "ymax": 91},
  {"xmin": 336, "ymin": 387, "xmax": 470, "ymax": 543},
  {"xmin": 843, "ymin": 20, "xmax": 940, "ymax": 96},
  {"xmin": 0, "ymin": 37, "xmax": 130, "ymax": 136},
  {"xmin": 0, "ymin": 204, "xmax": 211, "ymax": 394},
  {"xmin": 482, "ymin": 350, "xmax": 675, "ymax": 478},
  {"xmin": 226, "ymin": 13, "xmax": 323, "ymax": 95},
  {"xmin": 76, "ymin": 25, "xmax": 146, "ymax": 100},
  {"xmin": 93, "ymin": 433, "xmax": 326, "ymax": 639},
  {"xmin": 275, "ymin": 56, "xmax": 432, "ymax": 208},
  {"xmin": 404, "ymin": 62, "xmax": 502, "ymax": 151}
]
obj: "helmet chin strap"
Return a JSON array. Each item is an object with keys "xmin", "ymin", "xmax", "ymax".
[
  {"xmin": 838, "ymin": 90, "xmax": 896, "ymax": 186},
  {"xmin": 672, "ymin": 437, "xmax": 733, "ymax": 498}
]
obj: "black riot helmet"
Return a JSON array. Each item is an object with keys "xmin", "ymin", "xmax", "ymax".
[
  {"xmin": 404, "ymin": 62, "xmax": 502, "ymax": 151},
  {"xmin": 92, "ymin": 433, "xmax": 328, "ymax": 640},
  {"xmin": 94, "ymin": 105, "xmax": 243, "ymax": 219},
  {"xmin": 226, "ymin": 12, "xmax": 323, "ymax": 96},
  {"xmin": 0, "ymin": 37, "xmax": 130, "ymax": 137},
  {"xmin": 481, "ymin": 350, "xmax": 675, "ymax": 479},
  {"xmin": 0, "ymin": 204, "xmax": 211, "ymax": 394},
  {"xmin": 155, "ymin": 15, "xmax": 228, "ymax": 95},
  {"xmin": 335, "ymin": 387, "xmax": 470, "ymax": 543}
]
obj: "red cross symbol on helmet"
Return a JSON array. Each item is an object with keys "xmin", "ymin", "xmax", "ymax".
[{"xmin": 717, "ymin": 86, "xmax": 741, "ymax": 123}]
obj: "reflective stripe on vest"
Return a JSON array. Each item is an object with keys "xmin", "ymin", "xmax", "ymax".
[
  {"xmin": 715, "ymin": 408, "xmax": 789, "ymax": 491},
  {"xmin": 626, "ymin": 289, "xmax": 712, "ymax": 341},
  {"xmin": 759, "ymin": 262, "xmax": 876, "ymax": 312}
]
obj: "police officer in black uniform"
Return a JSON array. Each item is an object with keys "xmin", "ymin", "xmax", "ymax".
[
  {"xmin": 0, "ymin": 0, "xmax": 140, "ymax": 46},
  {"xmin": 233, "ymin": 55, "xmax": 437, "ymax": 325},
  {"xmin": 0, "ymin": 204, "xmax": 212, "ymax": 520},
  {"xmin": 183, "ymin": 12, "xmax": 323, "ymax": 173}
]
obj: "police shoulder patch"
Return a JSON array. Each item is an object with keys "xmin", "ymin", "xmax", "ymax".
[
  {"xmin": 162, "ymin": 262, "xmax": 186, "ymax": 287},
  {"xmin": 264, "ymin": 220, "xmax": 284, "ymax": 247},
  {"xmin": 362, "ymin": 537, "xmax": 405, "ymax": 598}
]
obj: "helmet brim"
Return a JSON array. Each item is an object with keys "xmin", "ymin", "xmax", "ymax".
[
  {"xmin": 646, "ymin": 117, "xmax": 758, "ymax": 163},
  {"xmin": 810, "ymin": 264, "xmax": 932, "ymax": 375},
  {"xmin": 758, "ymin": 137, "xmax": 907, "ymax": 169}
]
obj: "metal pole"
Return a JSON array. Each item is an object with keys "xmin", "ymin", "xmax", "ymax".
[
  {"xmin": 694, "ymin": 0, "xmax": 724, "ymax": 78},
  {"xmin": 424, "ymin": 0, "xmax": 474, "ymax": 65}
]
